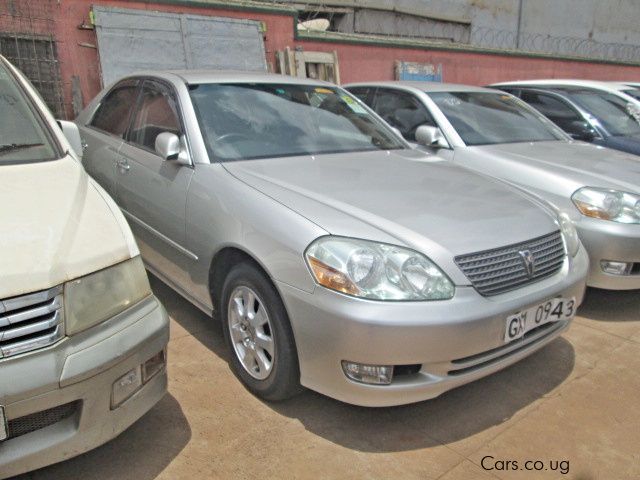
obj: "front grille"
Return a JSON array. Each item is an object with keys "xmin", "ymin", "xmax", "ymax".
[
  {"xmin": 455, "ymin": 231, "xmax": 566, "ymax": 296},
  {"xmin": 7, "ymin": 402, "xmax": 79, "ymax": 440},
  {"xmin": 0, "ymin": 286, "xmax": 64, "ymax": 359}
]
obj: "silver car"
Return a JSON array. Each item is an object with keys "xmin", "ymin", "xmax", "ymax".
[
  {"xmin": 76, "ymin": 72, "xmax": 588, "ymax": 407},
  {"xmin": 346, "ymin": 81, "xmax": 640, "ymax": 290}
]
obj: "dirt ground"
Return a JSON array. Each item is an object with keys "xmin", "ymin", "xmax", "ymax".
[{"xmin": 14, "ymin": 276, "xmax": 640, "ymax": 480}]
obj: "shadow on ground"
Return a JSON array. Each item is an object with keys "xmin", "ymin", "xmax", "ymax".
[
  {"xmin": 150, "ymin": 274, "xmax": 577, "ymax": 453},
  {"xmin": 13, "ymin": 394, "xmax": 190, "ymax": 480},
  {"xmin": 578, "ymin": 287, "xmax": 640, "ymax": 322}
]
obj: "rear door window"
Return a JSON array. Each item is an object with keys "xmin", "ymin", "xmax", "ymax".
[{"xmin": 89, "ymin": 80, "xmax": 139, "ymax": 138}]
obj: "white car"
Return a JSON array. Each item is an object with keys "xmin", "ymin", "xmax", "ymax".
[{"xmin": 0, "ymin": 56, "xmax": 169, "ymax": 477}]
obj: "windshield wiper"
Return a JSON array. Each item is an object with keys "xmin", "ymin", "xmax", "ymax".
[{"xmin": 0, "ymin": 142, "xmax": 44, "ymax": 155}]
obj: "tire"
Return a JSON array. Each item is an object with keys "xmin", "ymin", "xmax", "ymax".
[{"xmin": 220, "ymin": 261, "xmax": 302, "ymax": 401}]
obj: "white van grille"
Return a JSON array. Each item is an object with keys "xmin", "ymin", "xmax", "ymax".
[{"xmin": 0, "ymin": 286, "xmax": 64, "ymax": 359}]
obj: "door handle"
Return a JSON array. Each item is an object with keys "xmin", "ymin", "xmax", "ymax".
[{"xmin": 116, "ymin": 158, "xmax": 131, "ymax": 172}]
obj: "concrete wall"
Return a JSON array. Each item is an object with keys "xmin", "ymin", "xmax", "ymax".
[
  {"xmin": 277, "ymin": 0, "xmax": 640, "ymax": 49},
  {"xmin": 45, "ymin": 0, "xmax": 640, "ymax": 118}
]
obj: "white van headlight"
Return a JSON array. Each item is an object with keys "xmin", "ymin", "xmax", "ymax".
[
  {"xmin": 65, "ymin": 256, "xmax": 151, "ymax": 335},
  {"xmin": 305, "ymin": 237, "xmax": 454, "ymax": 300}
]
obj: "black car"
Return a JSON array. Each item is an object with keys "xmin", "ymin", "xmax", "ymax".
[{"xmin": 491, "ymin": 84, "xmax": 640, "ymax": 157}]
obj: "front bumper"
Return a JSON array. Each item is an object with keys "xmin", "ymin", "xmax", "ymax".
[
  {"xmin": 280, "ymin": 246, "xmax": 588, "ymax": 407},
  {"xmin": 0, "ymin": 295, "xmax": 169, "ymax": 479},
  {"xmin": 576, "ymin": 217, "xmax": 640, "ymax": 289}
]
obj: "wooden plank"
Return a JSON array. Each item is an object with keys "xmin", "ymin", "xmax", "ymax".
[
  {"xmin": 301, "ymin": 51, "xmax": 334, "ymax": 63},
  {"xmin": 276, "ymin": 50, "xmax": 286, "ymax": 75},
  {"xmin": 285, "ymin": 46, "xmax": 296, "ymax": 76},
  {"xmin": 294, "ymin": 50, "xmax": 307, "ymax": 78}
]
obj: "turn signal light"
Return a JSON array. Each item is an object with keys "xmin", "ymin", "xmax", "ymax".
[{"xmin": 307, "ymin": 257, "xmax": 359, "ymax": 295}]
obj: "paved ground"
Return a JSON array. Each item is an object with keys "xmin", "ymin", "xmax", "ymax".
[{"xmin": 15, "ymin": 277, "xmax": 640, "ymax": 480}]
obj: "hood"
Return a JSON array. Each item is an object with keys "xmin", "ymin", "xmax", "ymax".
[
  {"xmin": 474, "ymin": 141, "xmax": 640, "ymax": 193},
  {"xmin": 224, "ymin": 149, "xmax": 559, "ymax": 261},
  {"xmin": 0, "ymin": 156, "xmax": 138, "ymax": 299}
]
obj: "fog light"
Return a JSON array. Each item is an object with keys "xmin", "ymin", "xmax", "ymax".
[
  {"xmin": 143, "ymin": 350, "xmax": 166, "ymax": 383},
  {"xmin": 112, "ymin": 366, "xmax": 142, "ymax": 409},
  {"xmin": 342, "ymin": 361, "xmax": 393, "ymax": 385},
  {"xmin": 601, "ymin": 260, "xmax": 632, "ymax": 276}
]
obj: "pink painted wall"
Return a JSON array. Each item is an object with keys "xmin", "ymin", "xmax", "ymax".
[{"xmin": 45, "ymin": 0, "xmax": 640, "ymax": 118}]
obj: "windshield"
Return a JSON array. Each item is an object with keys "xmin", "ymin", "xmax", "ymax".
[
  {"xmin": 428, "ymin": 91, "xmax": 566, "ymax": 146},
  {"xmin": 0, "ymin": 60, "xmax": 59, "ymax": 164},
  {"xmin": 560, "ymin": 89, "xmax": 640, "ymax": 136},
  {"xmin": 189, "ymin": 83, "xmax": 404, "ymax": 161}
]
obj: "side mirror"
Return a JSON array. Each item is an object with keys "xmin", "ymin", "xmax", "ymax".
[
  {"xmin": 155, "ymin": 132, "xmax": 189, "ymax": 164},
  {"xmin": 57, "ymin": 120, "xmax": 83, "ymax": 159},
  {"xmin": 415, "ymin": 125, "xmax": 449, "ymax": 149},
  {"xmin": 567, "ymin": 121, "xmax": 596, "ymax": 142}
]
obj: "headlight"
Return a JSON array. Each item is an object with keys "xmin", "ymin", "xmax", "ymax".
[
  {"xmin": 65, "ymin": 256, "xmax": 151, "ymax": 335},
  {"xmin": 305, "ymin": 237, "xmax": 454, "ymax": 300},
  {"xmin": 557, "ymin": 213, "xmax": 580, "ymax": 257},
  {"xmin": 572, "ymin": 187, "xmax": 640, "ymax": 223}
]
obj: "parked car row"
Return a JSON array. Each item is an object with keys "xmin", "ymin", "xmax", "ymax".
[
  {"xmin": 345, "ymin": 81, "xmax": 640, "ymax": 290},
  {"xmin": 1, "ymin": 51, "xmax": 638, "ymax": 477}
]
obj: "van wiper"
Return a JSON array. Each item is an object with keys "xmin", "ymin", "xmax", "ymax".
[{"xmin": 0, "ymin": 142, "xmax": 44, "ymax": 155}]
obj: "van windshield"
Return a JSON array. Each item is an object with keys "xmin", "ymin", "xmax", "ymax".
[
  {"xmin": 0, "ymin": 60, "xmax": 58, "ymax": 164},
  {"xmin": 189, "ymin": 83, "xmax": 405, "ymax": 161}
]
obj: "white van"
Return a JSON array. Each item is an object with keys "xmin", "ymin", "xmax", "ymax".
[{"xmin": 0, "ymin": 56, "xmax": 169, "ymax": 477}]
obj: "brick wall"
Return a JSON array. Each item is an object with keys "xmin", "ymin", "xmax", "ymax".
[{"xmin": 41, "ymin": 0, "xmax": 640, "ymax": 118}]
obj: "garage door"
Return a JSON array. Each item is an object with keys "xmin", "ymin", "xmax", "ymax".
[{"xmin": 92, "ymin": 6, "xmax": 267, "ymax": 86}]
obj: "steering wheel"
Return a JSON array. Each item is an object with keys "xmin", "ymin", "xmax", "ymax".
[{"xmin": 214, "ymin": 133, "xmax": 252, "ymax": 144}]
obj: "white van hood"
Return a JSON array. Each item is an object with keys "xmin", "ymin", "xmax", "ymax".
[{"xmin": 0, "ymin": 156, "xmax": 139, "ymax": 299}]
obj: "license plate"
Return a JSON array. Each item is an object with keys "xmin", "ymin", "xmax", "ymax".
[
  {"xmin": 504, "ymin": 297, "xmax": 576, "ymax": 343},
  {"xmin": 0, "ymin": 406, "xmax": 6, "ymax": 441}
]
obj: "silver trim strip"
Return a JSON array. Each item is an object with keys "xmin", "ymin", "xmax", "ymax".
[
  {"xmin": 0, "ymin": 295, "xmax": 61, "ymax": 328},
  {"xmin": 0, "ymin": 285, "xmax": 62, "ymax": 314},
  {"xmin": 0, "ymin": 310, "xmax": 62, "ymax": 342},
  {"xmin": 121, "ymin": 209, "xmax": 198, "ymax": 261},
  {"xmin": 0, "ymin": 406, "xmax": 7, "ymax": 442},
  {"xmin": 0, "ymin": 285, "xmax": 65, "ymax": 359},
  {"xmin": 1, "ymin": 324, "xmax": 64, "ymax": 358}
]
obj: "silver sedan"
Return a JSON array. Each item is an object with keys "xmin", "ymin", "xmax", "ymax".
[
  {"xmin": 346, "ymin": 81, "xmax": 640, "ymax": 290},
  {"xmin": 76, "ymin": 72, "xmax": 587, "ymax": 406}
]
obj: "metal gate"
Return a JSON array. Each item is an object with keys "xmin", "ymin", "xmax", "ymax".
[
  {"xmin": 92, "ymin": 6, "xmax": 268, "ymax": 87},
  {"xmin": 0, "ymin": 0, "xmax": 65, "ymax": 118}
]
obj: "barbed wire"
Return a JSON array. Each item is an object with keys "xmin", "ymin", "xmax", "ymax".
[
  {"xmin": 277, "ymin": 0, "xmax": 640, "ymax": 63},
  {"xmin": 471, "ymin": 26, "xmax": 640, "ymax": 62}
]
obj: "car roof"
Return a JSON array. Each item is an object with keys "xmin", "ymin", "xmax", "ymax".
[
  {"xmin": 129, "ymin": 69, "xmax": 335, "ymax": 87},
  {"xmin": 491, "ymin": 79, "xmax": 627, "ymax": 92},
  {"xmin": 344, "ymin": 81, "xmax": 496, "ymax": 94}
]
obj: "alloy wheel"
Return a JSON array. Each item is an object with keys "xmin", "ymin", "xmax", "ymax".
[{"xmin": 227, "ymin": 285, "xmax": 275, "ymax": 380}]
